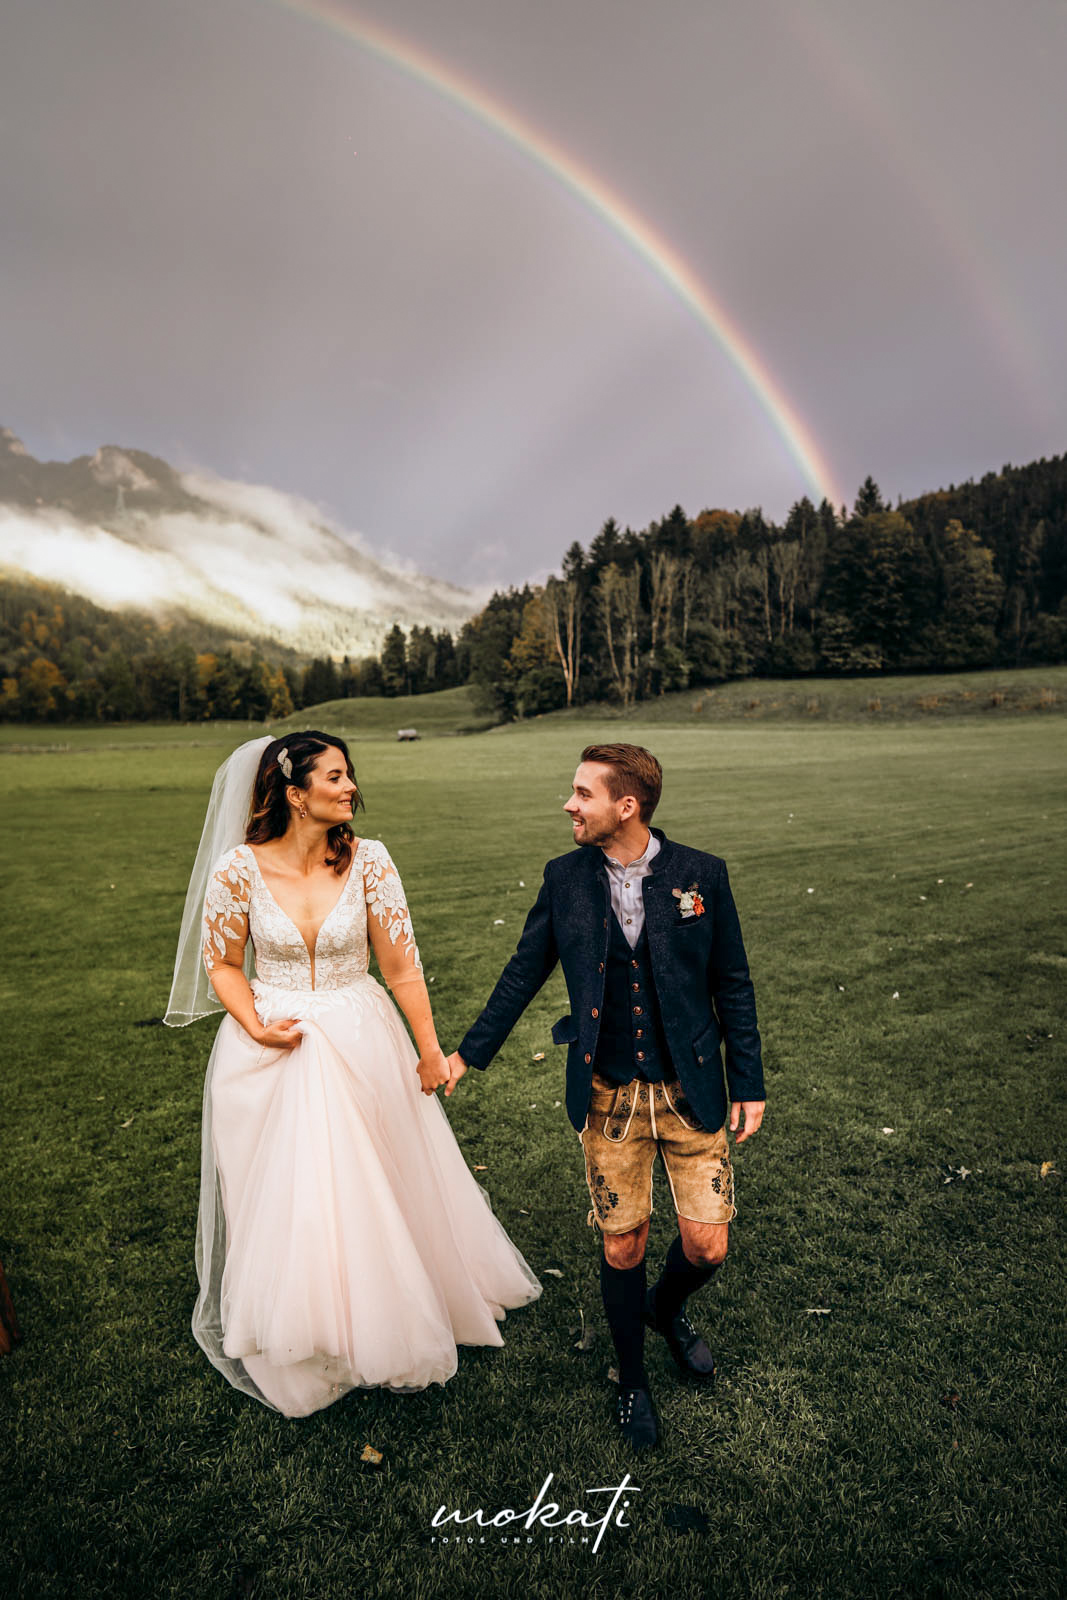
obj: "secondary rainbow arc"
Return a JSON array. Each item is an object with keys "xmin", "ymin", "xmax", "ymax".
[{"xmin": 267, "ymin": 0, "xmax": 845, "ymax": 509}]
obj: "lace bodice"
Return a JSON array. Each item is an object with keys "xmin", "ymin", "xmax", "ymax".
[{"xmin": 203, "ymin": 838, "xmax": 421, "ymax": 994}]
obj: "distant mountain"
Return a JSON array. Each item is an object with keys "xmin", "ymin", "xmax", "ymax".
[{"xmin": 0, "ymin": 428, "xmax": 474, "ymax": 656}]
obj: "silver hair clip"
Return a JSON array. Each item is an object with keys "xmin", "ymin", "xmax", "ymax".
[{"xmin": 277, "ymin": 748, "xmax": 293, "ymax": 779}]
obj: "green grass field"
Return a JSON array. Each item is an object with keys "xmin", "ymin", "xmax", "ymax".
[{"xmin": 2, "ymin": 699, "xmax": 1065, "ymax": 1599}]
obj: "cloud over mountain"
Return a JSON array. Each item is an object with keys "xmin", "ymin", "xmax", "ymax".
[{"xmin": 0, "ymin": 429, "xmax": 474, "ymax": 656}]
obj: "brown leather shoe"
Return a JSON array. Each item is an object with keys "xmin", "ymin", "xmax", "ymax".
[{"xmin": 645, "ymin": 1290, "xmax": 716, "ymax": 1383}]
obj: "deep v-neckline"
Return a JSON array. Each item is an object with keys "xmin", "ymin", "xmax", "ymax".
[{"xmin": 245, "ymin": 842, "xmax": 363, "ymax": 983}]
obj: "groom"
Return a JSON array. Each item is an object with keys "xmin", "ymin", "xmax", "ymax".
[{"xmin": 445, "ymin": 743, "xmax": 765, "ymax": 1450}]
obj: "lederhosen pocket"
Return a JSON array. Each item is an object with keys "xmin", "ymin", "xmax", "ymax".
[{"xmin": 661, "ymin": 1078, "xmax": 704, "ymax": 1132}]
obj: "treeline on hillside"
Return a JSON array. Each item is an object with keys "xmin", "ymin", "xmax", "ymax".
[
  {"xmin": 0, "ymin": 576, "xmax": 467, "ymax": 721},
  {"xmin": 453, "ymin": 458, "xmax": 1067, "ymax": 718},
  {"xmin": 4, "ymin": 455, "xmax": 1065, "ymax": 723}
]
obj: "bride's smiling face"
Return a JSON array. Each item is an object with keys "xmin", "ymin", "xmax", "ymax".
[{"xmin": 297, "ymin": 746, "xmax": 358, "ymax": 824}]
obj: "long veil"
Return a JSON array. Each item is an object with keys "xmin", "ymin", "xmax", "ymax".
[
  {"xmin": 165, "ymin": 734, "xmax": 276, "ymax": 1407},
  {"xmin": 164, "ymin": 736, "xmax": 273, "ymax": 1026}
]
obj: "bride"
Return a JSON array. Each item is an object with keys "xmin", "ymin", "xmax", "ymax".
[{"xmin": 165, "ymin": 731, "xmax": 540, "ymax": 1416}]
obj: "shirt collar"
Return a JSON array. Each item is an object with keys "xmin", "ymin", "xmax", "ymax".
[{"xmin": 603, "ymin": 831, "xmax": 660, "ymax": 872}]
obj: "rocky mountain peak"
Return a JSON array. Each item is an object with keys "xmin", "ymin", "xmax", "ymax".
[{"xmin": 1, "ymin": 428, "xmax": 30, "ymax": 458}]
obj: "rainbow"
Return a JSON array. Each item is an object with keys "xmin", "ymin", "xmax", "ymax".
[
  {"xmin": 265, "ymin": 0, "xmax": 845, "ymax": 508},
  {"xmin": 783, "ymin": 2, "xmax": 1048, "ymax": 432}
]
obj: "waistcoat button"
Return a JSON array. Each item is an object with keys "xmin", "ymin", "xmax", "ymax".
[
  {"xmin": 591, "ymin": 1008, "xmax": 599, "ymax": 1018},
  {"xmin": 633, "ymin": 1005, "xmax": 642, "ymax": 1015},
  {"xmin": 637, "ymin": 1051, "xmax": 645, "ymax": 1062},
  {"xmin": 585, "ymin": 1053, "xmax": 592, "ymax": 1064},
  {"xmin": 632, "ymin": 982, "xmax": 640, "ymax": 992}
]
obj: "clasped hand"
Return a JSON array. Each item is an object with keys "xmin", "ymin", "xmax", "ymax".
[
  {"xmin": 254, "ymin": 1018, "xmax": 303, "ymax": 1050},
  {"xmin": 417, "ymin": 1047, "xmax": 451, "ymax": 1096}
]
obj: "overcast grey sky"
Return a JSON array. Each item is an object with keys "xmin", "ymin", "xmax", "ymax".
[{"xmin": 3, "ymin": 0, "xmax": 1065, "ymax": 586}]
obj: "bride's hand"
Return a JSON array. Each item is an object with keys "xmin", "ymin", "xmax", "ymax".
[
  {"xmin": 417, "ymin": 1048, "xmax": 450, "ymax": 1096},
  {"xmin": 255, "ymin": 1018, "xmax": 303, "ymax": 1051}
]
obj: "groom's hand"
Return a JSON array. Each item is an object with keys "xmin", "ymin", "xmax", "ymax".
[
  {"xmin": 730, "ymin": 1100, "xmax": 765, "ymax": 1143},
  {"xmin": 444, "ymin": 1052, "xmax": 468, "ymax": 1097}
]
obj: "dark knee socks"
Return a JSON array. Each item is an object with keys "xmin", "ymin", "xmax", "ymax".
[
  {"xmin": 652, "ymin": 1234, "xmax": 719, "ymax": 1328},
  {"xmin": 599, "ymin": 1255, "xmax": 648, "ymax": 1392}
]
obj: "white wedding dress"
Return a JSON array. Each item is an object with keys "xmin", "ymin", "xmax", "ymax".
[{"xmin": 193, "ymin": 837, "xmax": 541, "ymax": 1417}]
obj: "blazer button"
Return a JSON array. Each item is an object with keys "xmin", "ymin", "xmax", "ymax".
[
  {"xmin": 633, "ymin": 1005, "xmax": 642, "ymax": 1016},
  {"xmin": 636, "ymin": 1029, "xmax": 644, "ymax": 1038},
  {"xmin": 697, "ymin": 1054, "xmax": 704, "ymax": 1064},
  {"xmin": 584, "ymin": 1053, "xmax": 592, "ymax": 1064},
  {"xmin": 636, "ymin": 1051, "xmax": 645, "ymax": 1062},
  {"xmin": 631, "ymin": 982, "xmax": 640, "ymax": 992},
  {"xmin": 631, "ymin": 960, "xmax": 638, "ymax": 969},
  {"xmin": 591, "ymin": 1008, "xmax": 599, "ymax": 1018},
  {"xmin": 598, "ymin": 962, "xmax": 605, "ymax": 973}
]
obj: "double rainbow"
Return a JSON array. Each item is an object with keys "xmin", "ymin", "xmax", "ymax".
[{"xmin": 268, "ymin": 0, "xmax": 844, "ymax": 508}]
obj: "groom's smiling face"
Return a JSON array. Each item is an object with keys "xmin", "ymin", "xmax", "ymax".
[{"xmin": 564, "ymin": 761, "xmax": 628, "ymax": 848}]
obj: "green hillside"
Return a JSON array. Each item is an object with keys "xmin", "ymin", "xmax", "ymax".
[{"xmin": 273, "ymin": 683, "xmax": 493, "ymax": 738}]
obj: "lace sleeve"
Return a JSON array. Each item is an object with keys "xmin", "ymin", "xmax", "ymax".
[
  {"xmin": 362, "ymin": 839, "xmax": 423, "ymax": 981},
  {"xmin": 202, "ymin": 848, "xmax": 252, "ymax": 974}
]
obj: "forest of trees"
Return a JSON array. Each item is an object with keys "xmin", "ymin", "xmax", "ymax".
[
  {"xmin": 455, "ymin": 455, "xmax": 1067, "ymax": 719},
  {"xmin": 3, "ymin": 455, "xmax": 1065, "ymax": 723}
]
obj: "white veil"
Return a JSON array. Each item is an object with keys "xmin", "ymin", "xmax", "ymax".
[
  {"xmin": 165, "ymin": 734, "xmax": 276, "ymax": 1407},
  {"xmin": 164, "ymin": 735, "xmax": 273, "ymax": 1027}
]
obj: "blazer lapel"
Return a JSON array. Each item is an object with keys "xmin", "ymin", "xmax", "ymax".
[
  {"xmin": 565, "ymin": 847, "xmax": 611, "ymax": 953},
  {"xmin": 641, "ymin": 830, "xmax": 678, "ymax": 951}
]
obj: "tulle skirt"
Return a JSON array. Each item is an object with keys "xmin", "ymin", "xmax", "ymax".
[{"xmin": 192, "ymin": 975, "xmax": 541, "ymax": 1416}]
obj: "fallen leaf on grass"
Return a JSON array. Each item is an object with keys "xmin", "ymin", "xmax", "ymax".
[
  {"xmin": 120, "ymin": 1117, "xmax": 135, "ymax": 1129},
  {"xmin": 492, "ymin": 919, "xmax": 505, "ymax": 925},
  {"xmin": 518, "ymin": 1208, "xmax": 530, "ymax": 1215},
  {"xmin": 1040, "ymin": 1161, "xmax": 1056, "ymax": 1179},
  {"xmin": 607, "ymin": 1365, "xmax": 619, "ymax": 1385},
  {"xmin": 804, "ymin": 1307, "xmax": 831, "ymax": 1315},
  {"xmin": 542, "ymin": 1268, "xmax": 564, "ymax": 1278},
  {"xmin": 532, "ymin": 1051, "xmax": 545, "ymax": 1061},
  {"xmin": 473, "ymin": 1165, "xmax": 488, "ymax": 1172},
  {"xmin": 881, "ymin": 1127, "xmax": 895, "ymax": 1135},
  {"xmin": 360, "ymin": 1444, "xmax": 383, "ymax": 1466},
  {"xmin": 892, "ymin": 991, "xmax": 900, "ymax": 1000}
]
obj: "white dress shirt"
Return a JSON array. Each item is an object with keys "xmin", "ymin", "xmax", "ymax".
[{"xmin": 602, "ymin": 831, "xmax": 660, "ymax": 949}]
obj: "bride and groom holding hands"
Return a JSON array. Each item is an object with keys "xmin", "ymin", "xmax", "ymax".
[{"xmin": 166, "ymin": 734, "xmax": 765, "ymax": 1451}]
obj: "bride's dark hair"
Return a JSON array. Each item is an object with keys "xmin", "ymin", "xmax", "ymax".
[{"xmin": 246, "ymin": 731, "xmax": 364, "ymax": 874}]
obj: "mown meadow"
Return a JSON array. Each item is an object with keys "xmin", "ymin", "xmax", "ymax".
[{"xmin": 2, "ymin": 679, "xmax": 1065, "ymax": 1599}]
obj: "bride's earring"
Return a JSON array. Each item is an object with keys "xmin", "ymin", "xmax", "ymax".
[{"xmin": 299, "ymin": 805, "xmax": 307, "ymax": 819}]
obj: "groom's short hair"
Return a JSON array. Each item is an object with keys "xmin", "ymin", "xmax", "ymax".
[{"xmin": 580, "ymin": 743, "xmax": 663, "ymax": 823}]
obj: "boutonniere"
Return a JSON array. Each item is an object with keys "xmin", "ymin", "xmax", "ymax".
[{"xmin": 672, "ymin": 883, "xmax": 705, "ymax": 919}]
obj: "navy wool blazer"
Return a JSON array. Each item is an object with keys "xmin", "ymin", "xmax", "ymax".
[{"xmin": 458, "ymin": 828, "xmax": 765, "ymax": 1133}]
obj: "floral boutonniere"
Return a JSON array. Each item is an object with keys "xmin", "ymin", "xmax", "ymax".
[{"xmin": 672, "ymin": 883, "xmax": 705, "ymax": 919}]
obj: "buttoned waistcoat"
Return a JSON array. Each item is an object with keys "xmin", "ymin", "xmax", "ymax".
[{"xmin": 458, "ymin": 829, "xmax": 764, "ymax": 1134}]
